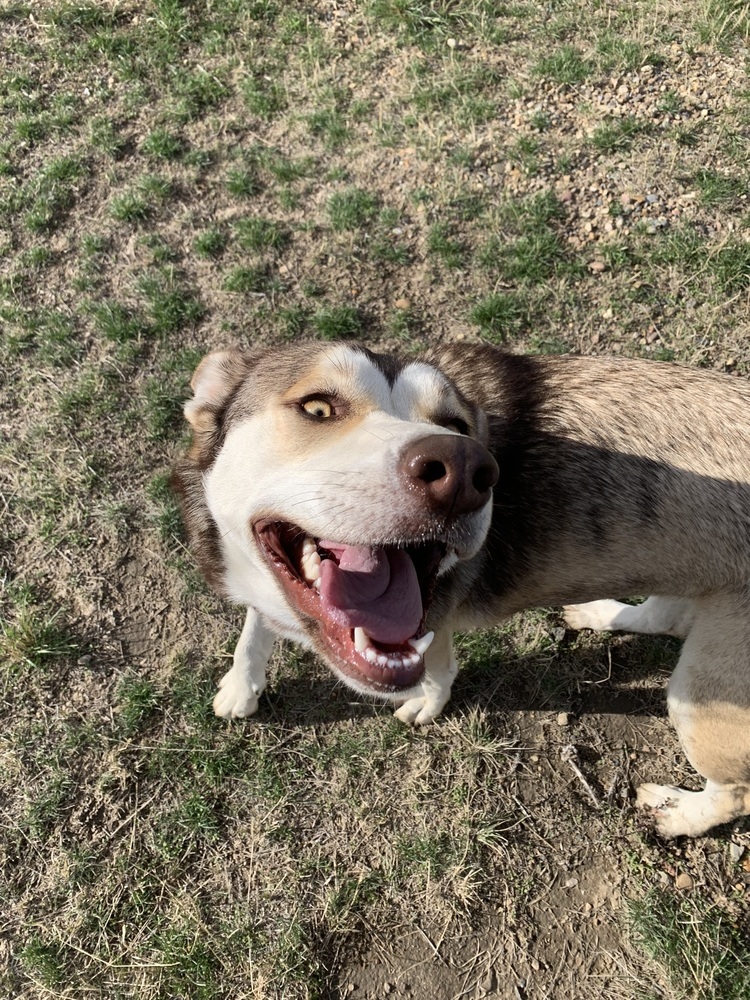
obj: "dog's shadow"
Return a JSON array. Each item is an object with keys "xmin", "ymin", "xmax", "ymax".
[{"xmin": 257, "ymin": 618, "xmax": 679, "ymax": 728}]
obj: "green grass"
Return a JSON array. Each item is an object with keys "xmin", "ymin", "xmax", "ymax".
[
  {"xmin": 629, "ymin": 889, "xmax": 750, "ymax": 1000},
  {"xmin": 89, "ymin": 300, "xmax": 150, "ymax": 343},
  {"xmin": 138, "ymin": 272, "xmax": 204, "ymax": 335},
  {"xmin": 591, "ymin": 117, "xmax": 652, "ymax": 154},
  {"xmin": 232, "ymin": 216, "xmax": 290, "ymax": 253},
  {"xmin": 226, "ymin": 164, "xmax": 263, "ymax": 199},
  {"xmin": 1, "ymin": 591, "xmax": 78, "ymax": 674},
  {"xmin": 311, "ymin": 304, "xmax": 364, "ymax": 339},
  {"xmin": 222, "ymin": 265, "xmax": 273, "ymax": 294},
  {"xmin": 427, "ymin": 222, "xmax": 466, "ymax": 268},
  {"xmin": 243, "ymin": 73, "xmax": 287, "ymax": 119},
  {"xmin": 141, "ymin": 127, "xmax": 185, "ymax": 160},
  {"xmin": 534, "ymin": 45, "xmax": 592, "ymax": 84},
  {"xmin": 327, "ymin": 188, "xmax": 379, "ymax": 231},
  {"xmin": 470, "ymin": 292, "xmax": 529, "ymax": 340},
  {"xmin": 193, "ymin": 227, "xmax": 228, "ymax": 259},
  {"xmin": 3, "ymin": 2, "xmax": 750, "ymax": 996},
  {"xmin": 692, "ymin": 168, "xmax": 748, "ymax": 206}
]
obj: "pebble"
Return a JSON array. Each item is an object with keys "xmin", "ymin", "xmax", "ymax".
[
  {"xmin": 730, "ymin": 842, "xmax": 745, "ymax": 862},
  {"xmin": 556, "ymin": 712, "xmax": 570, "ymax": 726},
  {"xmin": 675, "ymin": 873, "xmax": 694, "ymax": 890},
  {"xmin": 393, "ymin": 298, "xmax": 410, "ymax": 310}
]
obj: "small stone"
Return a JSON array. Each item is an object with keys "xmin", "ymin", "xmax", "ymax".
[
  {"xmin": 730, "ymin": 842, "xmax": 745, "ymax": 862},
  {"xmin": 675, "ymin": 873, "xmax": 694, "ymax": 890},
  {"xmin": 556, "ymin": 712, "xmax": 570, "ymax": 727},
  {"xmin": 481, "ymin": 971, "xmax": 497, "ymax": 991},
  {"xmin": 393, "ymin": 298, "xmax": 411, "ymax": 310},
  {"xmin": 589, "ymin": 260, "xmax": 607, "ymax": 272},
  {"xmin": 77, "ymin": 654, "xmax": 93, "ymax": 666}
]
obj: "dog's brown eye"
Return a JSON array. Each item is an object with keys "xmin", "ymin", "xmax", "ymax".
[{"xmin": 301, "ymin": 398, "xmax": 333, "ymax": 419}]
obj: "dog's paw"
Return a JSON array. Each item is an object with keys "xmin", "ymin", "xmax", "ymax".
[
  {"xmin": 213, "ymin": 669, "xmax": 260, "ymax": 719},
  {"xmin": 393, "ymin": 697, "xmax": 441, "ymax": 726},
  {"xmin": 563, "ymin": 599, "xmax": 623, "ymax": 632},
  {"xmin": 636, "ymin": 783, "xmax": 698, "ymax": 839}
]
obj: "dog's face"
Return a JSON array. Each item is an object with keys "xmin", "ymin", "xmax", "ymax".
[{"xmin": 178, "ymin": 342, "xmax": 497, "ymax": 698}]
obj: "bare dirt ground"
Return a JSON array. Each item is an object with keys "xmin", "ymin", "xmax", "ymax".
[{"xmin": 2, "ymin": 3, "xmax": 750, "ymax": 998}]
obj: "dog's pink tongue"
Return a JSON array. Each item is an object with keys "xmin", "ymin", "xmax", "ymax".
[{"xmin": 318, "ymin": 542, "xmax": 422, "ymax": 644}]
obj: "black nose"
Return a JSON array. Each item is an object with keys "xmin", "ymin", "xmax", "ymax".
[{"xmin": 399, "ymin": 434, "xmax": 499, "ymax": 518}]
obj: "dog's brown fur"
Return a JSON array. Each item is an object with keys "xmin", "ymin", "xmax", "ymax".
[{"xmin": 173, "ymin": 341, "xmax": 750, "ymax": 837}]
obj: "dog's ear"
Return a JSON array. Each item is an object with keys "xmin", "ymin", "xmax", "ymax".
[
  {"xmin": 181, "ymin": 350, "xmax": 261, "ymax": 469},
  {"xmin": 183, "ymin": 350, "xmax": 254, "ymax": 432}
]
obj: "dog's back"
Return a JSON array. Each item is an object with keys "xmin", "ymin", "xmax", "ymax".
[{"xmin": 428, "ymin": 347, "xmax": 750, "ymax": 621}]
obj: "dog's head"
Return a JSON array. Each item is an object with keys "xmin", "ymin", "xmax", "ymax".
[{"xmin": 173, "ymin": 341, "xmax": 497, "ymax": 699}]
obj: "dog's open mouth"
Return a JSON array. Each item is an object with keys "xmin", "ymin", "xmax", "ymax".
[{"xmin": 254, "ymin": 520, "xmax": 446, "ymax": 692}]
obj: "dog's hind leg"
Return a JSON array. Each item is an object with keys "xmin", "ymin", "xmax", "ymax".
[
  {"xmin": 563, "ymin": 596, "xmax": 694, "ymax": 638},
  {"xmin": 636, "ymin": 591, "xmax": 750, "ymax": 837},
  {"xmin": 393, "ymin": 629, "xmax": 458, "ymax": 725},
  {"xmin": 213, "ymin": 606, "xmax": 276, "ymax": 719}
]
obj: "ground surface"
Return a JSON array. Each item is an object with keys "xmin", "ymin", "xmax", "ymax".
[{"xmin": 2, "ymin": 2, "xmax": 750, "ymax": 998}]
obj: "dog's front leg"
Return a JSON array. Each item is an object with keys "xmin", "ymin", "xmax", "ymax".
[
  {"xmin": 393, "ymin": 629, "xmax": 457, "ymax": 726},
  {"xmin": 213, "ymin": 606, "xmax": 275, "ymax": 719}
]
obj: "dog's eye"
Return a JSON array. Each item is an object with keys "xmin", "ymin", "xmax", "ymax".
[
  {"xmin": 440, "ymin": 416, "xmax": 470, "ymax": 436},
  {"xmin": 301, "ymin": 398, "xmax": 333, "ymax": 419}
]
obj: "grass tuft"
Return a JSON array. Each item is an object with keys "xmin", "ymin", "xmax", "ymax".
[
  {"xmin": 327, "ymin": 188, "xmax": 379, "ymax": 231},
  {"xmin": 534, "ymin": 45, "xmax": 592, "ymax": 84},
  {"xmin": 470, "ymin": 292, "xmax": 528, "ymax": 340},
  {"xmin": 629, "ymin": 889, "xmax": 750, "ymax": 1000},
  {"xmin": 311, "ymin": 305, "xmax": 364, "ymax": 339}
]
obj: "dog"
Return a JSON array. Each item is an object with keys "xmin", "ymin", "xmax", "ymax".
[{"xmin": 172, "ymin": 340, "xmax": 750, "ymax": 839}]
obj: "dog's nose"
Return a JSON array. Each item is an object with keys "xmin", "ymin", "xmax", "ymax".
[{"xmin": 399, "ymin": 434, "xmax": 499, "ymax": 518}]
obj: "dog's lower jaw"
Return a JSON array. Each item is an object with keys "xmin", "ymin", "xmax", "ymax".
[{"xmin": 393, "ymin": 628, "xmax": 458, "ymax": 725}]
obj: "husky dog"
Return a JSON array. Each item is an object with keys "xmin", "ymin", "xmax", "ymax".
[{"xmin": 172, "ymin": 341, "xmax": 750, "ymax": 838}]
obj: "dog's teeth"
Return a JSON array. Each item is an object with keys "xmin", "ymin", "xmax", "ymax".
[
  {"xmin": 409, "ymin": 652, "xmax": 421, "ymax": 666},
  {"xmin": 313, "ymin": 578, "xmax": 321, "ymax": 591},
  {"xmin": 408, "ymin": 631, "xmax": 435, "ymax": 657},
  {"xmin": 365, "ymin": 647, "xmax": 378, "ymax": 663},
  {"xmin": 376, "ymin": 654, "xmax": 389, "ymax": 666},
  {"xmin": 302, "ymin": 537, "xmax": 317, "ymax": 556},
  {"xmin": 301, "ymin": 550, "xmax": 321, "ymax": 583},
  {"xmin": 354, "ymin": 627, "xmax": 369, "ymax": 652}
]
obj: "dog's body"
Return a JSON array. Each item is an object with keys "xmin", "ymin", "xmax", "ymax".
[{"xmin": 173, "ymin": 341, "xmax": 750, "ymax": 838}]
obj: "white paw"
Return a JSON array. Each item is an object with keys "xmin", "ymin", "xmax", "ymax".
[
  {"xmin": 213, "ymin": 669, "xmax": 260, "ymax": 719},
  {"xmin": 393, "ymin": 697, "xmax": 442, "ymax": 726},
  {"xmin": 636, "ymin": 783, "xmax": 697, "ymax": 839},
  {"xmin": 563, "ymin": 599, "xmax": 623, "ymax": 632}
]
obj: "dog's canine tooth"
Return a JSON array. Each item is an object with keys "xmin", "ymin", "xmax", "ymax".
[
  {"xmin": 408, "ymin": 631, "xmax": 435, "ymax": 656},
  {"xmin": 354, "ymin": 627, "xmax": 369, "ymax": 652},
  {"xmin": 302, "ymin": 537, "xmax": 317, "ymax": 556}
]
